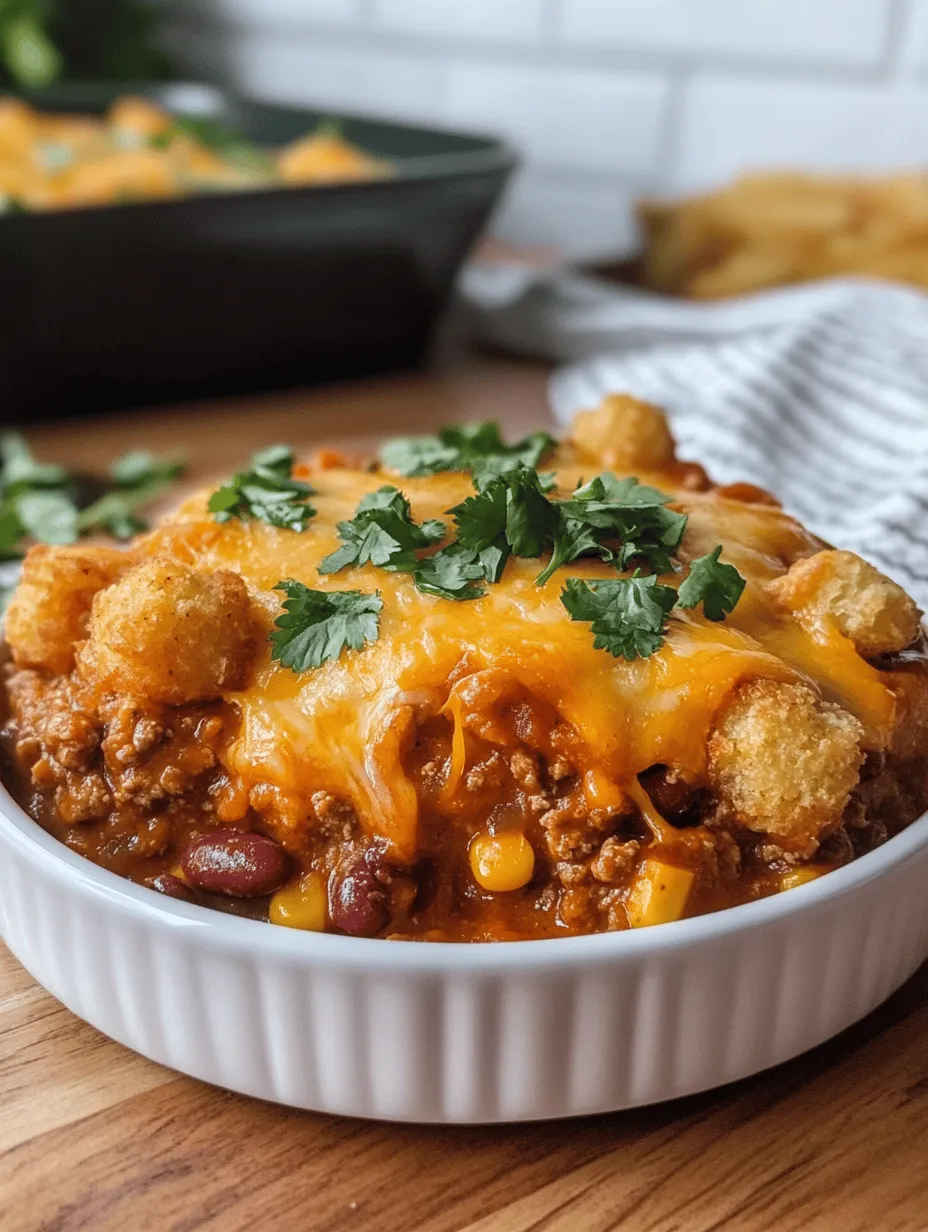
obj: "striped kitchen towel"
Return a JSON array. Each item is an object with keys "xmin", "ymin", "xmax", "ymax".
[{"xmin": 464, "ymin": 267, "xmax": 928, "ymax": 607}]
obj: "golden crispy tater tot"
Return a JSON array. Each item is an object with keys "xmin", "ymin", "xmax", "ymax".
[
  {"xmin": 571, "ymin": 394, "xmax": 676, "ymax": 470},
  {"xmin": 5, "ymin": 544, "xmax": 131, "ymax": 675},
  {"xmin": 709, "ymin": 679, "xmax": 864, "ymax": 855},
  {"xmin": 79, "ymin": 559, "xmax": 261, "ymax": 704},
  {"xmin": 768, "ymin": 550, "xmax": 921, "ymax": 659}
]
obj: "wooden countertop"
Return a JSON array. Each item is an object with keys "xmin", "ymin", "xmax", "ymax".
[{"xmin": 2, "ymin": 361, "xmax": 927, "ymax": 1232}]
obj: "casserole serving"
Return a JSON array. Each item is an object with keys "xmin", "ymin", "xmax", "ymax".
[
  {"xmin": 0, "ymin": 393, "xmax": 925, "ymax": 1119},
  {"xmin": 2, "ymin": 395, "xmax": 927, "ymax": 938}
]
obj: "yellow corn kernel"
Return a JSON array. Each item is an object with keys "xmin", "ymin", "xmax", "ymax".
[
  {"xmin": 470, "ymin": 832, "xmax": 535, "ymax": 892},
  {"xmin": 582, "ymin": 767, "xmax": 627, "ymax": 812},
  {"xmin": 269, "ymin": 872, "xmax": 327, "ymax": 931},
  {"xmin": 625, "ymin": 859, "xmax": 694, "ymax": 928},
  {"xmin": 778, "ymin": 866, "xmax": 825, "ymax": 892}
]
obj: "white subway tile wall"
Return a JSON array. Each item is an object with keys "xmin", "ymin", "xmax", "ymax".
[
  {"xmin": 559, "ymin": 0, "xmax": 892, "ymax": 66},
  {"xmin": 445, "ymin": 64, "xmax": 668, "ymax": 175},
  {"xmin": 373, "ymin": 0, "xmax": 545, "ymax": 42},
  {"xmin": 161, "ymin": 0, "xmax": 925, "ymax": 258}
]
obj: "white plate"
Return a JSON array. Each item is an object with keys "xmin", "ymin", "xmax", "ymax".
[{"xmin": 1, "ymin": 782, "xmax": 926, "ymax": 1123}]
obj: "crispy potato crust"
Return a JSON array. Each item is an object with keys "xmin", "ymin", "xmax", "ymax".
[
  {"xmin": 5, "ymin": 544, "xmax": 131, "ymax": 675},
  {"xmin": 768, "ymin": 549, "xmax": 921, "ymax": 658},
  {"xmin": 77, "ymin": 559, "xmax": 261, "ymax": 705},
  {"xmin": 708, "ymin": 679, "xmax": 865, "ymax": 855}
]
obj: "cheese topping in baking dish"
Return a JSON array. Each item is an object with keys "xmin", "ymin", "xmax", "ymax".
[{"xmin": 2, "ymin": 395, "xmax": 926, "ymax": 940}]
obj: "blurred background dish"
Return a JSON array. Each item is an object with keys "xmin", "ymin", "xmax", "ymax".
[
  {"xmin": 0, "ymin": 83, "xmax": 514, "ymax": 420},
  {"xmin": 151, "ymin": 0, "xmax": 928, "ymax": 267},
  {"xmin": 7, "ymin": 3, "xmax": 928, "ymax": 419},
  {"xmin": 0, "ymin": 94, "xmax": 389, "ymax": 212}
]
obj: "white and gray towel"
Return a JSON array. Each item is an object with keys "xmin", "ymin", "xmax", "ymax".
[{"xmin": 463, "ymin": 270, "xmax": 928, "ymax": 608}]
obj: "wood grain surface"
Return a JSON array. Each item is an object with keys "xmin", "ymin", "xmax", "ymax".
[{"xmin": 2, "ymin": 360, "xmax": 927, "ymax": 1232}]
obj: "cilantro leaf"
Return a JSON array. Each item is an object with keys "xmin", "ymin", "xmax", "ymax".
[
  {"xmin": 209, "ymin": 445, "xmax": 316, "ymax": 531},
  {"xmin": 475, "ymin": 542, "xmax": 509, "ymax": 584},
  {"xmin": 109, "ymin": 449, "xmax": 187, "ymax": 489},
  {"xmin": 380, "ymin": 421, "xmax": 555, "ymax": 480},
  {"xmin": 446, "ymin": 465, "xmax": 558, "ymax": 580},
  {"xmin": 414, "ymin": 544, "xmax": 486, "ymax": 601},
  {"xmin": 270, "ymin": 581, "xmax": 382, "ymax": 671},
  {"xmin": 451, "ymin": 479, "xmax": 507, "ymax": 551},
  {"xmin": 320, "ymin": 485, "xmax": 446, "ymax": 575},
  {"xmin": 504, "ymin": 468, "xmax": 559, "ymax": 557},
  {"xmin": 561, "ymin": 573, "xmax": 678, "ymax": 661},
  {"xmin": 677, "ymin": 545, "xmax": 746, "ymax": 621},
  {"xmin": 250, "ymin": 444, "xmax": 295, "ymax": 476},
  {"xmin": 14, "ymin": 490, "xmax": 78, "ymax": 545},
  {"xmin": 0, "ymin": 434, "xmax": 187, "ymax": 559},
  {"xmin": 535, "ymin": 517, "xmax": 613, "ymax": 586},
  {"xmin": 556, "ymin": 473, "xmax": 687, "ymax": 574},
  {"xmin": 570, "ymin": 474, "xmax": 672, "ymax": 507},
  {"xmin": 0, "ymin": 433, "xmax": 68, "ymax": 491},
  {"xmin": 0, "ymin": 506, "xmax": 25, "ymax": 561},
  {"xmin": 78, "ymin": 450, "xmax": 189, "ymax": 539}
]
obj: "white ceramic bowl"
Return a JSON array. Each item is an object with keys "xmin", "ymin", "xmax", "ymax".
[{"xmin": 1, "ymin": 781, "xmax": 926, "ymax": 1123}]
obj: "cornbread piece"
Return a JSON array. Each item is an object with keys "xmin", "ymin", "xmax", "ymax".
[
  {"xmin": 768, "ymin": 550, "xmax": 921, "ymax": 658},
  {"xmin": 78, "ymin": 559, "xmax": 259, "ymax": 704},
  {"xmin": 709, "ymin": 679, "xmax": 865, "ymax": 855},
  {"xmin": 5, "ymin": 544, "xmax": 130, "ymax": 674}
]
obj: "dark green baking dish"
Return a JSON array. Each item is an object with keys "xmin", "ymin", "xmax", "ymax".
[{"xmin": 0, "ymin": 82, "xmax": 516, "ymax": 421}]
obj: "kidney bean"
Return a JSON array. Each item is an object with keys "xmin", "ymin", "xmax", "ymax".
[
  {"xmin": 150, "ymin": 873, "xmax": 197, "ymax": 904},
  {"xmin": 639, "ymin": 764, "xmax": 705, "ymax": 827},
  {"xmin": 329, "ymin": 855, "xmax": 390, "ymax": 937},
  {"xmin": 181, "ymin": 829, "xmax": 290, "ymax": 898}
]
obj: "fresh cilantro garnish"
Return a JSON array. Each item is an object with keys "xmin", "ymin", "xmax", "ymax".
[
  {"xmin": 0, "ymin": 507, "xmax": 24, "ymax": 562},
  {"xmin": 380, "ymin": 421, "xmax": 555, "ymax": 481},
  {"xmin": 320, "ymin": 486, "xmax": 445, "ymax": 575},
  {"xmin": 561, "ymin": 545, "xmax": 747, "ymax": 659},
  {"xmin": 270, "ymin": 580, "xmax": 382, "ymax": 671},
  {"xmin": 554, "ymin": 474, "xmax": 687, "ymax": 576},
  {"xmin": 414, "ymin": 544, "xmax": 487, "ymax": 601},
  {"xmin": 536, "ymin": 516, "xmax": 614, "ymax": 586},
  {"xmin": 677, "ymin": 545, "xmax": 746, "ymax": 621},
  {"xmin": 78, "ymin": 450, "xmax": 188, "ymax": 539},
  {"xmin": 0, "ymin": 433, "xmax": 68, "ymax": 490},
  {"xmin": 441, "ymin": 466, "xmax": 687, "ymax": 589},
  {"xmin": 503, "ymin": 468, "xmax": 560, "ymax": 557},
  {"xmin": 561, "ymin": 574, "xmax": 679, "ymax": 661},
  {"xmin": 108, "ymin": 449, "xmax": 186, "ymax": 489},
  {"xmin": 450, "ymin": 464, "xmax": 557, "ymax": 563},
  {"xmin": 15, "ymin": 490, "xmax": 78, "ymax": 545},
  {"xmin": 208, "ymin": 445, "xmax": 316, "ymax": 531},
  {"xmin": 0, "ymin": 434, "xmax": 187, "ymax": 555}
]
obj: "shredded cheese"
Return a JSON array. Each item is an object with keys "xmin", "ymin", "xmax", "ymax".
[{"xmin": 152, "ymin": 461, "xmax": 898, "ymax": 860}]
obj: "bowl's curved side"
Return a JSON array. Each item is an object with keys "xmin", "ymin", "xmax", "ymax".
[{"xmin": 2, "ymin": 799, "xmax": 927, "ymax": 1122}]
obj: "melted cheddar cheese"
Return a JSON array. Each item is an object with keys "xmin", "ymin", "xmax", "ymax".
[{"xmin": 149, "ymin": 460, "xmax": 897, "ymax": 863}]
